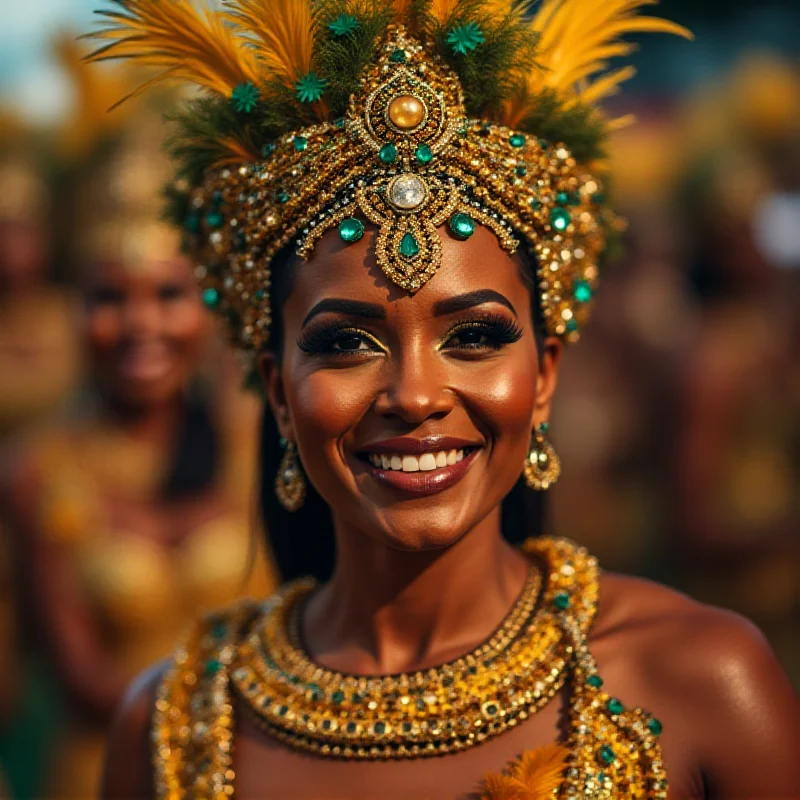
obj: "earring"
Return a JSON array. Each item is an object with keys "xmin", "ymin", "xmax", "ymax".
[
  {"xmin": 523, "ymin": 422, "xmax": 561, "ymax": 491},
  {"xmin": 275, "ymin": 438, "xmax": 306, "ymax": 511}
]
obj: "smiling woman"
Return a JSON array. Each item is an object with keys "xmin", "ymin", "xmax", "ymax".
[{"xmin": 87, "ymin": 1, "xmax": 800, "ymax": 799}]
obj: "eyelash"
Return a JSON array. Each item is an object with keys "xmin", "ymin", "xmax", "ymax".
[{"xmin": 297, "ymin": 314, "xmax": 523, "ymax": 357}]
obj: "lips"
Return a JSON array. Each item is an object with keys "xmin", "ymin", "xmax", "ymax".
[{"xmin": 356, "ymin": 436, "xmax": 482, "ymax": 496}]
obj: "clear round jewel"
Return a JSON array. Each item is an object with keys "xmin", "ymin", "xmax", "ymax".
[{"xmin": 388, "ymin": 174, "xmax": 427, "ymax": 210}]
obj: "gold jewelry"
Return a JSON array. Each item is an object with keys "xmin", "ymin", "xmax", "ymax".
[
  {"xmin": 275, "ymin": 439, "xmax": 305, "ymax": 512},
  {"xmin": 151, "ymin": 538, "xmax": 669, "ymax": 799},
  {"xmin": 524, "ymin": 422, "xmax": 561, "ymax": 491}
]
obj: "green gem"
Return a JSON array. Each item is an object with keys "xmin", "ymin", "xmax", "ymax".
[
  {"xmin": 399, "ymin": 232, "xmax": 420, "ymax": 259},
  {"xmin": 328, "ymin": 13, "xmax": 359, "ymax": 37},
  {"xmin": 550, "ymin": 207, "xmax": 571, "ymax": 232},
  {"xmin": 276, "ymin": 189, "xmax": 289, "ymax": 204},
  {"xmin": 202, "ymin": 288, "xmax": 219, "ymax": 309},
  {"xmin": 449, "ymin": 212, "xmax": 475, "ymax": 240},
  {"xmin": 553, "ymin": 592, "xmax": 571, "ymax": 610},
  {"xmin": 402, "ymin": 722, "xmax": 413, "ymax": 733},
  {"xmin": 346, "ymin": 721, "xmax": 358, "ymax": 733},
  {"xmin": 591, "ymin": 192, "xmax": 605, "ymax": 205},
  {"xmin": 568, "ymin": 191, "xmax": 582, "ymax": 206},
  {"xmin": 574, "ymin": 280, "xmax": 592, "ymax": 303},
  {"xmin": 485, "ymin": 703, "xmax": 498, "ymax": 716},
  {"xmin": 415, "ymin": 143, "xmax": 433, "ymax": 164},
  {"xmin": 322, "ymin": 719, "xmax": 333, "ymax": 730},
  {"xmin": 374, "ymin": 721, "xmax": 387, "ymax": 734},
  {"xmin": 538, "ymin": 138, "xmax": 549, "ymax": 149},
  {"xmin": 587, "ymin": 674, "xmax": 604, "ymax": 688},
  {"xmin": 184, "ymin": 214, "xmax": 200, "ymax": 234},
  {"xmin": 211, "ymin": 621, "xmax": 227, "ymax": 639},
  {"xmin": 230, "ymin": 82, "xmax": 260, "ymax": 113},
  {"xmin": 261, "ymin": 142, "xmax": 276, "ymax": 157},
  {"xmin": 566, "ymin": 319, "xmax": 579, "ymax": 333},
  {"xmin": 262, "ymin": 696, "xmax": 272, "ymax": 708},
  {"xmin": 351, "ymin": 692, "xmax": 362, "ymax": 703},
  {"xmin": 509, "ymin": 133, "xmax": 526, "ymax": 148},
  {"xmin": 205, "ymin": 210, "xmax": 224, "ymax": 229},
  {"xmin": 295, "ymin": 71, "xmax": 327, "ymax": 104},
  {"xmin": 598, "ymin": 745, "xmax": 616, "ymax": 765},
  {"xmin": 331, "ymin": 691, "xmax": 345, "ymax": 705},
  {"xmin": 255, "ymin": 289, "xmax": 266, "ymax": 300},
  {"xmin": 447, "ymin": 22, "xmax": 485, "ymax": 55},
  {"xmin": 278, "ymin": 705, "xmax": 289, "ymax": 716},
  {"xmin": 339, "ymin": 217, "xmax": 364, "ymax": 243},
  {"xmin": 538, "ymin": 421, "xmax": 550, "ymax": 434},
  {"xmin": 597, "ymin": 772, "xmax": 606, "ymax": 784},
  {"xmin": 334, "ymin": 117, "xmax": 346, "ymax": 129},
  {"xmin": 379, "ymin": 142, "xmax": 397, "ymax": 164},
  {"xmin": 530, "ymin": 197, "xmax": 541, "ymax": 211},
  {"xmin": 647, "ymin": 717, "xmax": 663, "ymax": 736},
  {"xmin": 556, "ymin": 191, "xmax": 570, "ymax": 205},
  {"xmin": 607, "ymin": 698, "xmax": 624, "ymax": 715},
  {"xmin": 515, "ymin": 165, "xmax": 527, "ymax": 177},
  {"xmin": 389, "ymin": 48, "xmax": 407, "ymax": 64},
  {"xmin": 293, "ymin": 135, "xmax": 308, "ymax": 152},
  {"xmin": 204, "ymin": 658, "xmax": 222, "ymax": 677}
]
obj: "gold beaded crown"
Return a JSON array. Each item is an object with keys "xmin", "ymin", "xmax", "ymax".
[{"xmin": 87, "ymin": 0, "xmax": 690, "ymax": 355}]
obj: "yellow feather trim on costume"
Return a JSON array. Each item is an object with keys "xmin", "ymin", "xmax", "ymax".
[
  {"xmin": 499, "ymin": 0, "xmax": 692, "ymax": 128},
  {"xmin": 481, "ymin": 744, "xmax": 569, "ymax": 800},
  {"xmin": 86, "ymin": 0, "xmax": 262, "ymax": 101}
]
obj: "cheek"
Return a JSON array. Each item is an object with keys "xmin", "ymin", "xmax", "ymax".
[
  {"xmin": 84, "ymin": 309, "xmax": 122, "ymax": 353},
  {"xmin": 163, "ymin": 301, "xmax": 207, "ymax": 352}
]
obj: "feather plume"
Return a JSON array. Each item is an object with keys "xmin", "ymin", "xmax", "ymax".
[
  {"xmin": 510, "ymin": 744, "xmax": 569, "ymax": 799},
  {"xmin": 500, "ymin": 0, "xmax": 692, "ymax": 127},
  {"xmin": 222, "ymin": 0, "xmax": 316, "ymax": 87},
  {"xmin": 480, "ymin": 772, "xmax": 526, "ymax": 800},
  {"xmin": 85, "ymin": 0, "xmax": 261, "ymax": 102}
]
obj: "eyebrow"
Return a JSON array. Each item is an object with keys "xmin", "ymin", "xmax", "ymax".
[
  {"xmin": 432, "ymin": 290, "xmax": 517, "ymax": 317},
  {"xmin": 301, "ymin": 298, "xmax": 387, "ymax": 328}
]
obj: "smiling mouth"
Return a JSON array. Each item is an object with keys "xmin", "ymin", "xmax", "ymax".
[{"xmin": 356, "ymin": 446, "xmax": 481, "ymax": 496}]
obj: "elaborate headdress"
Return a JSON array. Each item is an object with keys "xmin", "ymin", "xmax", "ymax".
[{"xmin": 87, "ymin": 0, "xmax": 690, "ymax": 354}]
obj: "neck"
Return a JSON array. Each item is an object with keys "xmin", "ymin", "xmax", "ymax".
[
  {"xmin": 303, "ymin": 510, "xmax": 529, "ymax": 675},
  {"xmin": 102, "ymin": 393, "xmax": 185, "ymax": 449}
]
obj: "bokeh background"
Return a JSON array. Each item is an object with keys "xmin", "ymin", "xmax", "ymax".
[{"xmin": 0, "ymin": 1, "xmax": 797, "ymax": 797}]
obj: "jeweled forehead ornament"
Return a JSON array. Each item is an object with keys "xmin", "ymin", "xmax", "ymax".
[{"xmin": 87, "ymin": 0, "xmax": 691, "ymax": 357}]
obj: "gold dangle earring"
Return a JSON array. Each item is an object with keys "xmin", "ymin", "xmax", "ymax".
[
  {"xmin": 523, "ymin": 422, "xmax": 561, "ymax": 491},
  {"xmin": 275, "ymin": 438, "xmax": 306, "ymax": 512}
]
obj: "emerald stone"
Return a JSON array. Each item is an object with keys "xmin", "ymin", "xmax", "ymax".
[
  {"xmin": 255, "ymin": 289, "xmax": 266, "ymax": 300},
  {"xmin": 202, "ymin": 288, "xmax": 219, "ymax": 308},
  {"xmin": 389, "ymin": 48, "xmax": 407, "ymax": 64},
  {"xmin": 205, "ymin": 211, "xmax": 224, "ymax": 229},
  {"xmin": 515, "ymin": 165, "xmax": 527, "ymax": 177},
  {"xmin": 538, "ymin": 138, "xmax": 549, "ymax": 149},
  {"xmin": 530, "ymin": 197, "xmax": 541, "ymax": 211},
  {"xmin": 591, "ymin": 192, "xmax": 605, "ymax": 205},
  {"xmin": 449, "ymin": 212, "xmax": 475, "ymax": 240},
  {"xmin": 556, "ymin": 191, "xmax": 570, "ymax": 205},
  {"xmin": 402, "ymin": 722, "xmax": 413, "ymax": 733},
  {"xmin": 574, "ymin": 280, "xmax": 592, "ymax": 303},
  {"xmin": 509, "ymin": 133, "xmax": 526, "ymax": 148},
  {"xmin": 276, "ymin": 189, "xmax": 289, "ymax": 204},
  {"xmin": 278, "ymin": 705, "xmax": 289, "ymax": 716},
  {"xmin": 587, "ymin": 674, "xmax": 604, "ymax": 689},
  {"xmin": 351, "ymin": 692, "xmax": 363, "ymax": 703},
  {"xmin": 262, "ymin": 697, "xmax": 272, "ymax": 707},
  {"xmin": 415, "ymin": 143, "xmax": 433, "ymax": 164},
  {"xmin": 607, "ymin": 698, "xmax": 624, "ymax": 715},
  {"xmin": 293, "ymin": 135, "xmax": 308, "ymax": 152},
  {"xmin": 553, "ymin": 591, "xmax": 571, "ymax": 610},
  {"xmin": 568, "ymin": 191, "xmax": 581, "ymax": 206},
  {"xmin": 598, "ymin": 744, "xmax": 615, "ymax": 765},
  {"xmin": 485, "ymin": 703, "xmax": 498, "ymax": 716},
  {"xmin": 346, "ymin": 721, "xmax": 358, "ymax": 733},
  {"xmin": 566, "ymin": 319, "xmax": 579, "ymax": 333},
  {"xmin": 550, "ymin": 207, "xmax": 571, "ymax": 232},
  {"xmin": 339, "ymin": 217, "xmax": 364, "ymax": 243},
  {"xmin": 334, "ymin": 117, "xmax": 346, "ymax": 129},
  {"xmin": 204, "ymin": 658, "xmax": 222, "ymax": 677},
  {"xmin": 332, "ymin": 691, "xmax": 345, "ymax": 704},
  {"xmin": 647, "ymin": 717, "xmax": 663, "ymax": 736},
  {"xmin": 262, "ymin": 142, "xmax": 276, "ymax": 157},
  {"xmin": 322, "ymin": 719, "xmax": 333, "ymax": 730},
  {"xmin": 184, "ymin": 214, "xmax": 200, "ymax": 233},
  {"xmin": 379, "ymin": 142, "xmax": 397, "ymax": 164},
  {"xmin": 539, "ymin": 421, "xmax": 550, "ymax": 434},
  {"xmin": 399, "ymin": 232, "xmax": 420, "ymax": 258},
  {"xmin": 211, "ymin": 621, "xmax": 227, "ymax": 639},
  {"xmin": 374, "ymin": 721, "xmax": 387, "ymax": 734}
]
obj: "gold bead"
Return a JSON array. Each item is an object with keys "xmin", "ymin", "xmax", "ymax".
[{"xmin": 387, "ymin": 95, "xmax": 426, "ymax": 130}]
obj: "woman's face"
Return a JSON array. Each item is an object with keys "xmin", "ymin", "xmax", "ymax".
[
  {"xmin": 262, "ymin": 225, "xmax": 561, "ymax": 552},
  {"xmin": 83, "ymin": 252, "xmax": 208, "ymax": 408}
]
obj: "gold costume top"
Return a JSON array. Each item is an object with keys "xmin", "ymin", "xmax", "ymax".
[{"xmin": 153, "ymin": 538, "xmax": 667, "ymax": 799}]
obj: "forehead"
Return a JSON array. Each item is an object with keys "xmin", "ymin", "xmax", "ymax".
[{"xmin": 284, "ymin": 224, "xmax": 531, "ymax": 323}]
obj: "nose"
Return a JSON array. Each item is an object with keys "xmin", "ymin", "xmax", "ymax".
[
  {"xmin": 373, "ymin": 344, "xmax": 455, "ymax": 425},
  {"xmin": 122, "ymin": 297, "xmax": 160, "ymax": 337}
]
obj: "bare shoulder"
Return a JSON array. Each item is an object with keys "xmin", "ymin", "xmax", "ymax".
[
  {"xmin": 101, "ymin": 660, "xmax": 169, "ymax": 800},
  {"xmin": 595, "ymin": 573, "xmax": 800, "ymax": 797}
]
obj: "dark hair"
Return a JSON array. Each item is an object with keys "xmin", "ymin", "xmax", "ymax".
[{"xmin": 260, "ymin": 240, "xmax": 549, "ymax": 583}]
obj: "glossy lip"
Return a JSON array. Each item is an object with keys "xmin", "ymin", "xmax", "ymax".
[
  {"xmin": 358, "ymin": 435, "xmax": 481, "ymax": 456},
  {"xmin": 359, "ymin": 447, "xmax": 481, "ymax": 497}
]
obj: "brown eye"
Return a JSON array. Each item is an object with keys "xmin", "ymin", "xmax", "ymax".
[{"xmin": 331, "ymin": 333, "xmax": 370, "ymax": 352}]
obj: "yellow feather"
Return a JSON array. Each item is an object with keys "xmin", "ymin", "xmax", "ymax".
[
  {"xmin": 499, "ymin": 0, "xmax": 692, "ymax": 128},
  {"xmin": 86, "ymin": 0, "xmax": 261, "ymax": 99},
  {"xmin": 480, "ymin": 772, "xmax": 527, "ymax": 800},
  {"xmin": 222, "ymin": 0, "xmax": 316, "ymax": 87},
  {"xmin": 429, "ymin": 0, "xmax": 460, "ymax": 24},
  {"xmin": 510, "ymin": 744, "xmax": 569, "ymax": 799},
  {"xmin": 392, "ymin": 0, "xmax": 415, "ymax": 23}
]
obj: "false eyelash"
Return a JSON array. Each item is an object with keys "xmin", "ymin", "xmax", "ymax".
[
  {"xmin": 442, "ymin": 313, "xmax": 524, "ymax": 349},
  {"xmin": 297, "ymin": 322, "xmax": 383, "ymax": 355}
]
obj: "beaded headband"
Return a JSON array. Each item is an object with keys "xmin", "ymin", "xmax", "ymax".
[{"xmin": 87, "ymin": 1, "xmax": 690, "ymax": 355}]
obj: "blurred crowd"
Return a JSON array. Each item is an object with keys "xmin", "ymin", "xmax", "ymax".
[{"xmin": 0, "ymin": 20, "xmax": 797, "ymax": 800}]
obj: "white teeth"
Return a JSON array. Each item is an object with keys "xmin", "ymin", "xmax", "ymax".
[
  {"xmin": 419, "ymin": 453, "xmax": 437, "ymax": 471},
  {"xmin": 367, "ymin": 448, "xmax": 472, "ymax": 472},
  {"xmin": 402, "ymin": 455, "xmax": 420, "ymax": 472}
]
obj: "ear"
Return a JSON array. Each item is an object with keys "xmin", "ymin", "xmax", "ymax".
[
  {"xmin": 533, "ymin": 336, "xmax": 563, "ymax": 428},
  {"xmin": 257, "ymin": 352, "xmax": 294, "ymax": 441}
]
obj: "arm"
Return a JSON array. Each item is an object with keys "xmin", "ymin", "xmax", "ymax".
[{"xmin": 101, "ymin": 663, "xmax": 165, "ymax": 800}]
